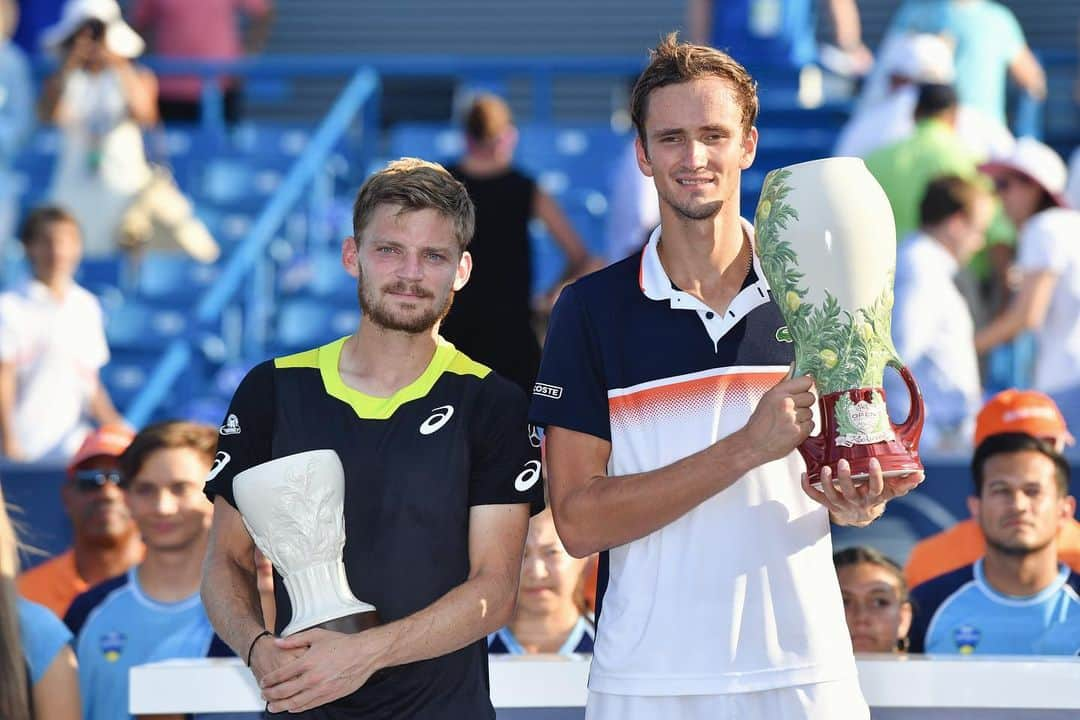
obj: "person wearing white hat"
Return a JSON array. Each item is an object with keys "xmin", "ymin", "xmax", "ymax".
[
  {"xmin": 37, "ymin": 0, "xmax": 157, "ymax": 258},
  {"xmin": 976, "ymin": 138, "xmax": 1080, "ymax": 430},
  {"xmin": 835, "ymin": 32, "xmax": 1014, "ymax": 161}
]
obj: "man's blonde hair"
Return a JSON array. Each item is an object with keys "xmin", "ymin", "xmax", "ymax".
[{"xmin": 352, "ymin": 158, "xmax": 475, "ymax": 253}]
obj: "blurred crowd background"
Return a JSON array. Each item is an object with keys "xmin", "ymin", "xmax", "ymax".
[{"xmin": 2, "ymin": 0, "xmax": 1080, "ymax": 718}]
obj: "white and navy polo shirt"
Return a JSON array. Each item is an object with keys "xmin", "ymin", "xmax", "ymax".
[{"xmin": 530, "ymin": 222, "xmax": 858, "ymax": 696}]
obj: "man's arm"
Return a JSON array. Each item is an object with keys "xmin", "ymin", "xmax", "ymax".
[
  {"xmin": 545, "ymin": 374, "xmax": 816, "ymax": 558},
  {"xmin": 0, "ymin": 360, "xmax": 22, "ymax": 459},
  {"xmin": 87, "ymin": 374, "xmax": 124, "ymax": 426},
  {"xmin": 686, "ymin": 0, "xmax": 712, "ymax": 46},
  {"xmin": 974, "ymin": 270, "xmax": 1057, "ymax": 353},
  {"xmin": 258, "ymin": 502, "xmax": 530, "ymax": 713},
  {"xmin": 201, "ymin": 497, "xmax": 301, "ymax": 681},
  {"xmin": 1009, "ymin": 46, "xmax": 1047, "ymax": 100},
  {"xmin": 244, "ymin": 2, "xmax": 276, "ymax": 54}
]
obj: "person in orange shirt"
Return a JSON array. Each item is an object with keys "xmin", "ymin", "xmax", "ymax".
[
  {"xmin": 17, "ymin": 425, "xmax": 142, "ymax": 616},
  {"xmin": 905, "ymin": 389, "xmax": 1079, "ymax": 588}
]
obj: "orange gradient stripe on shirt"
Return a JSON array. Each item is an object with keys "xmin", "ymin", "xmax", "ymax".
[{"xmin": 609, "ymin": 368, "xmax": 787, "ymax": 427}]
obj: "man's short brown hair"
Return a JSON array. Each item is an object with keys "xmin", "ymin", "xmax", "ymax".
[
  {"xmin": 118, "ymin": 421, "xmax": 218, "ymax": 485},
  {"xmin": 352, "ymin": 158, "xmax": 475, "ymax": 254},
  {"xmin": 18, "ymin": 205, "xmax": 79, "ymax": 246},
  {"xmin": 919, "ymin": 175, "xmax": 989, "ymax": 228},
  {"xmin": 630, "ymin": 32, "xmax": 759, "ymax": 149}
]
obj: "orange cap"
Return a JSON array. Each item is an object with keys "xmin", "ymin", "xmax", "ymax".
[
  {"xmin": 67, "ymin": 424, "xmax": 136, "ymax": 477},
  {"xmin": 974, "ymin": 389, "xmax": 1071, "ymax": 448}
]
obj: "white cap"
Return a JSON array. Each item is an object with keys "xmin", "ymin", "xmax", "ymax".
[
  {"xmin": 42, "ymin": 0, "xmax": 144, "ymax": 59},
  {"xmin": 884, "ymin": 33, "xmax": 955, "ymax": 84},
  {"xmin": 981, "ymin": 136, "xmax": 1069, "ymax": 208}
]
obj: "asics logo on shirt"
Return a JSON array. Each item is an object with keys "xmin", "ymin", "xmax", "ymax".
[
  {"xmin": 220, "ymin": 413, "xmax": 242, "ymax": 435},
  {"xmin": 514, "ymin": 460, "xmax": 542, "ymax": 492},
  {"xmin": 206, "ymin": 452, "xmax": 231, "ymax": 482},
  {"xmin": 420, "ymin": 405, "xmax": 455, "ymax": 435}
]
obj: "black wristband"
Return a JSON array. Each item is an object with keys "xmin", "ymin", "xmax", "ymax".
[{"xmin": 246, "ymin": 630, "xmax": 273, "ymax": 667}]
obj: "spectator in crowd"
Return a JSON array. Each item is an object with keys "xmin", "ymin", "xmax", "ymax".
[
  {"xmin": 905, "ymin": 389, "xmax": 1080, "ymax": 588},
  {"xmin": 17, "ymin": 425, "xmax": 141, "ymax": 617},
  {"xmin": 0, "ymin": 0, "xmax": 33, "ymax": 262},
  {"xmin": 877, "ymin": 0, "xmax": 1045, "ymax": 126},
  {"xmin": 908, "ymin": 431, "xmax": 1080, "ymax": 654},
  {"xmin": 131, "ymin": 0, "xmax": 275, "ymax": 125},
  {"xmin": 442, "ymin": 94, "xmax": 596, "ymax": 394},
  {"xmin": 605, "ymin": 136, "xmax": 659, "ymax": 264},
  {"xmin": 38, "ymin": 0, "xmax": 158, "ymax": 258},
  {"xmin": 1067, "ymin": 146, "xmax": 1080, "ymax": 211},
  {"xmin": 888, "ymin": 176, "xmax": 993, "ymax": 452},
  {"xmin": 0, "ymin": 206, "xmax": 122, "ymax": 462},
  {"xmin": 687, "ymin": 0, "xmax": 871, "ymax": 76},
  {"xmin": 489, "ymin": 509, "xmax": 594, "ymax": 655},
  {"xmin": 834, "ymin": 546, "xmax": 913, "ymax": 654},
  {"xmin": 835, "ymin": 33, "xmax": 1013, "ymax": 161},
  {"xmin": 865, "ymin": 83, "xmax": 982, "ymax": 241},
  {"xmin": 65, "ymin": 421, "xmax": 232, "ymax": 720},
  {"xmin": 975, "ymin": 138, "xmax": 1080, "ymax": 429},
  {"xmin": 1, "ymin": 483, "xmax": 82, "ymax": 720}
]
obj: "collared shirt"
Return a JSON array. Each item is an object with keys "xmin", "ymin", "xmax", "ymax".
[
  {"xmin": 0, "ymin": 279, "xmax": 109, "ymax": 461},
  {"xmin": 909, "ymin": 559, "xmax": 1080, "ymax": 655},
  {"xmin": 865, "ymin": 120, "xmax": 982, "ymax": 241},
  {"xmin": 887, "ymin": 232, "xmax": 981, "ymax": 451},
  {"xmin": 530, "ymin": 222, "xmax": 859, "ymax": 696},
  {"xmin": 488, "ymin": 616, "xmax": 595, "ymax": 656},
  {"xmin": 17, "ymin": 549, "xmax": 90, "ymax": 619}
]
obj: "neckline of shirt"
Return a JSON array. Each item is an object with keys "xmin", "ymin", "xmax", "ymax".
[
  {"xmin": 637, "ymin": 219, "xmax": 772, "ymax": 346},
  {"xmin": 128, "ymin": 567, "xmax": 204, "ymax": 613},
  {"xmin": 972, "ymin": 558, "xmax": 1072, "ymax": 607}
]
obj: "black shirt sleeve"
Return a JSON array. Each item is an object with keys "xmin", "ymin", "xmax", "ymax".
[
  {"xmin": 528, "ymin": 282, "xmax": 610, "ymax": 440},
  {"xmin": 203, "ymin": 360, "xmax": 277, "ymax": 509},
  {"xmin": 468, "ymin": 372, "xmax": 545, "ymax": 514}
]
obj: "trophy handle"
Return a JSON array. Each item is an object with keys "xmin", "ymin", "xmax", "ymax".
[
  {"xmin": 889, "ymin": 360, "xmax": 925, "ymax": 451},
  {"xmin": 797, "ymin": 393, "xmax": 828, "ymax": 480}
]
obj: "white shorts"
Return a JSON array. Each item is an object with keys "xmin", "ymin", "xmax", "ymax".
[{"xmin": 585, "ymin": 678, "xmax": 870, "ymax": 720}]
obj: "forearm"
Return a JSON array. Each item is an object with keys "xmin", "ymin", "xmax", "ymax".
[
  {"xmin": 827, "ymin": 0, "xmax": 863, "ymax": 49},
  {"xmin": 88, "ymin": 380, "xmax": 123, "ymax": 425},
  {"xmin": 974, "ymin": 310, "xmax": 1025, "ymax": 353},
  {"xmin": 551, "ymin": 429, "xmax": 763, "ymax": 557},
  {"xmin": 202, "ymin": 551, "xmax": 267, "ymax": 657},
  {"xmin": 0, "ymin": 363, "xmax": 19, "ymax": 454},
  {"xmin": 38, "ymin": 74, "xmax": 69, "ymax": 123},
  {"xmin": 114, "ymin": 64, "xmax": 157, "ymax": 125},
  {"xmin": 371, "ymin": 569, "xmax": 517, "ymax": 670}
]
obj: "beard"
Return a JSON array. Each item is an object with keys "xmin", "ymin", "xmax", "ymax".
[
  {"xmin": 357, "ymin": 267, "xmax": 455, "ymax": 334},
  {"xmin": 984, "ymin": 531, "xmax": 1054, "ymax": 557},
  {"xmin": 658, "ymin": 187, "xmax": 725, "ymax": 221}
]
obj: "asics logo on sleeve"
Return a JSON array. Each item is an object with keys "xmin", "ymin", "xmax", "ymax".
[
  {"xmin": 206, "ymin": 452, "xmax": 231, "ymax": 482},
  {"xmin": 420, "ymin": 405, "xmax": 455, "ymax": 435},
  {"xmin": 514, "ymin": 460, "xmax": 542, "ymax": 492}
]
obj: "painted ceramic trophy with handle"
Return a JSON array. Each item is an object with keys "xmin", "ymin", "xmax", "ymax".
[
  {"xmin": 233, "ymin": 449, "xmax": 378, "ymax": 636},
  {"xmin": 753, "ymin": 157, "xmax": 924, "ymax": 485}
]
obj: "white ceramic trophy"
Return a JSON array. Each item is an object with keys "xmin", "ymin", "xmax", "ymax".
[
  {"xmin": 754, "ymin": 157, "xmax": 925, "ymax": 484},
  {"xmin": 232, "ymin": 449, "xmax": 377, "ymax": 637}
]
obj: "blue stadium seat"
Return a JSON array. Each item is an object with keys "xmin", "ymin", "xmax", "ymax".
[
  {"xmin": 273, "ymin": 296, "xmax": 360, "ymax": 353},
  {"xmin": 105, "ymin": 301, "xmax": 188, "ymax": 352},
  {"xmin": 133, "ymin": 252, "xmax": 219, "ymax": 303}
]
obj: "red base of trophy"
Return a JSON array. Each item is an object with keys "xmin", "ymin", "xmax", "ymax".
[{"xmin": 798, "ymin": 367, "xmax": 925, "ymax": 486}]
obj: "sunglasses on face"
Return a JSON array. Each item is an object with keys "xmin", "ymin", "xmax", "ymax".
[
  {"xmin": 993, "ymin": 174, "xmax": 1029, "ymax": 192},
  {"xmin": 73, "ymin": 469, "xmax": 123, "ymax": 492}
]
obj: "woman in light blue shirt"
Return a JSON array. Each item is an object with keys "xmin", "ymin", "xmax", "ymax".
[{"xmin": 2, "ymin": 481, "xmax": 81, "ymax": 720}]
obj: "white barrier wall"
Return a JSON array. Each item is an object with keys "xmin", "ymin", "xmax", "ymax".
[{"xmin": 131, "ymin": 654, "xmax": 1080, "ymax": 718}]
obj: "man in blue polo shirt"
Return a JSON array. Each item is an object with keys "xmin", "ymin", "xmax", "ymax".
[
  {"xmin": 65, "ymin": 421, "xmax": 232, "ymax": 720},
  {"xmin": 909, "ymin": 431, "xmax": 1080, "ymax": 655},
  {"xmin": 531, "ymin": 34, "xmax": 923, "ymax": 720}
]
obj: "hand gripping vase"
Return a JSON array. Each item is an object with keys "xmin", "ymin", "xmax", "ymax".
[
  {"xmin": 233, "ymin": 449, "xmax": 378, "ymax": 636},
  {"xmin": 753, "ymin": 157, "xmax": 925, "ymax": 484}
]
